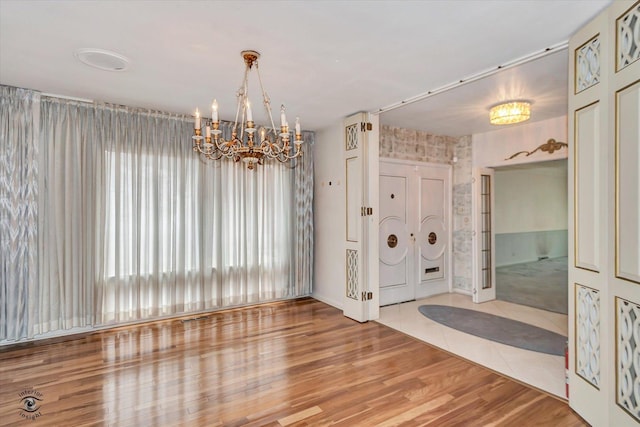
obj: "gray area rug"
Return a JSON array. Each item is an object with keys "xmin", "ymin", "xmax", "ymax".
[
  {"xmin": 496, "ymin": 257, "xmax": 568, "ymax": 315},
  {"xmin": 418, "ymin": 305, "xmax": 566, "ymax": 356}
]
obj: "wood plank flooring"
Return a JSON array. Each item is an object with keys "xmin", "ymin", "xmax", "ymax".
[{"xmin": 0, "ymin": 298, "xmax": 586, "ymax": 426}]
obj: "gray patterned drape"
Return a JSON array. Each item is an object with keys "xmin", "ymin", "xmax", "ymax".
[
  {"xmin": 0, "ymin": 86, "xmax": 40, "ymax": 341},
  {"xmin": 293, "ymin": 132, "xmax": 314, "ymax": 297}
]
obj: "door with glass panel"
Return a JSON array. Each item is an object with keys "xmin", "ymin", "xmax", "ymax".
[{"xmin": 472, "ymin": 167, "xmax": 496, "ymax": 303}]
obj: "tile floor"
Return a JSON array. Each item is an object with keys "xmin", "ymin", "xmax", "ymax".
[{"xmin": 376, "ymin": 293, "xmax": 568, "ymax": 399}]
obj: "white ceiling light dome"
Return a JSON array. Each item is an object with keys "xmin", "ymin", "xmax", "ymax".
[{"xmin": 74, "ymin": 48, "xmax": 130, "ymax": 72}]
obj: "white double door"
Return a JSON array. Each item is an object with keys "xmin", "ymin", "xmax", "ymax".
[{"xmin": 379, "ymin": 160, "xmax": 451, "ymax": 306}]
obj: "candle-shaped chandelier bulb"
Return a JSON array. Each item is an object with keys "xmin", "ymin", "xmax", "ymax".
[
  {"xmin": 212, "ymin": 99, "xmax": 218, "ymax": 123},
  {"xmin": 280, "ymin": 105, "xmax": 287, "ymax": 127},
  {"xmin": 246, "ymin": 100, "xmax": 253, "ymax": 123},
  {"xmin": 191, "ymin": 50, "xmax": 303, "ymax": 170}
]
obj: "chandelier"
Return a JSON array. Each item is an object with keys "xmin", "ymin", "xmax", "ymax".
[
  {"xmin": 192, "ymin": 50, "xmax": 303, "ymax": 170},
  {"xmin": 489, "ymin": 101, "xmax": 531, "ymax": 125}
]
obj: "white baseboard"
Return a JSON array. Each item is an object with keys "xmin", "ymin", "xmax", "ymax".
[
  {"xmin": 452, "ymin": 287, "xmax": 472, "ymax": 296},
  {"xmin": 312, "ymin": 292, "xmax": 343, "ymax": 310}
]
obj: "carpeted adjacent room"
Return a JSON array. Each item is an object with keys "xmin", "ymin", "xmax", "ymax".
[{"xmin": 496, "ymin": 256, "xmax": 568, "ymax": 315}]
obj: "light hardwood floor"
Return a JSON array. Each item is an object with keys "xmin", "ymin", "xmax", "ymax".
[{"xmin": 0, "ymin": 298, "xmax": 586, "ymax": 426}]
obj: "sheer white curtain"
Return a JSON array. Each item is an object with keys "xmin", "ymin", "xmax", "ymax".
[
  {"xmin": 38, "ymin": 96, "xmax": 98, "ymax": 334},
  {"xmin": 0, "ymin": 88, "xmax": 313, "ymax": 342},
  {"xmin": 94, "ymin": 104, "xmax": 205, "ymax": 323},
  {"xmin": 203, "ymin": 148, "xmax": 294, "ymax": 307}
]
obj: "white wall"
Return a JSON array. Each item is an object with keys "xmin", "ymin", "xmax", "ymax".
[
  {"xmin": 473, "ymin": 116, "xmax": 568, "ymax": 168},
  {"xmin": 495, "ymin": 163, "xmax": 568, "ymax": 234},
  {"xmin": 494, "ymin": 161, "xmax": 569, "ymax": 265},
  {"xmin": 312, "ymin": 122, "xmax": 345, "ymax": 309}
]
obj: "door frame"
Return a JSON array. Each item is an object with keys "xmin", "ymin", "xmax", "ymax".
[
  {"xmin": 471, "ymin": 160, "xmax": 571, "ymax": 302},
  {"xmin": 379, "ymin": 157, "xmax": 453, "ymax": 303}
]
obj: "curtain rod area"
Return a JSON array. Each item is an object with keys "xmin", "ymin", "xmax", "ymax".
[{"xmin": 42, "ymin": 92, "xmax": 94, "ymax": 103}]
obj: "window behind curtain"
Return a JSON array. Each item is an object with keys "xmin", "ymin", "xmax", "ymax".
[
  {"xmin": 104, "ymin": 150, "xmax": 201, "ymax": 280},
  {"xmin": 99, "ymin": 124, "xmax": 296, "ymax": 322}
]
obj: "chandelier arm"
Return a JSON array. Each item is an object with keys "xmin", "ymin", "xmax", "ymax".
[
  {"xmin": 267, "ymin": 142, "xmax": 282, "ymax": 155},
  {"xmin": 233, "ymin": 133, "xmax": 243, "ymax": 149},
  {"xmin": 212, "ymin": 137, "xmax": 226, "ymax": 152},
  {"xmin": 276, "ymin": 154, "xmax": 290, "ymax": 163},
  {"xmin": 194, "ymin": 142, "xmax": 211, "ymax": 156},
  {"xmin": 283, "ymin": 141, "xmax": 296, "ymax": 158},
  {"xmin": 276, "ymin": 143, "xmax": 293, "ymax": 158},
  {"xmin": 222, "ymin": 143, "xmax": 237, "ymax": 159},
  {"xmin": 280, "ymin": 145, "xmax": 303, "ymax": 160},
  {"xmin": 196, "ymin": 143, "xmax": 225, "ymax": 161},
  {"xmin": 207, "ymin": 151, "xmax": 225, "ymax": 161},
  {"xmin": 209, "ymin": 137, "xmax": 238, "ymax": 160},
  {"xmin": 199, "ymin": 151, "xmax": 212, "ymax": 162},
  {"xmin": 217, "ymin": 142, "xmax": 235, "ymax": 159},
  {"xmin": 259, "ymin": 140, "xmax": 274, "ymax": 156}
]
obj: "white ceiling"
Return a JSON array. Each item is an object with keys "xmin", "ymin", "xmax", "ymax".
[
  {"xmin": 0, "ymin": 0, "xmax": 611, "ymax": 134},
  {"xmin": 380, "ymin": 48, "xmax": 569, "ymax": 136}
]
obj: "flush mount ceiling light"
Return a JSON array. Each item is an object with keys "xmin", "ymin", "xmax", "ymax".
[
  {"xmin": 74, "ymin": 48, "xmax": 130, "ymax": 72},
  {"xmin": 489, "ymin": 101, "xmax": 531, "ymax": 125}
]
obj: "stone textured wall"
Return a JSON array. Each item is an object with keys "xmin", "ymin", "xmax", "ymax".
[
  {"xmin": 380, "ymin": 125, "xmax": 455, "ymax": 162},
  {"xmin": 380, "ymin": 125, "xmax": 473, "ymax": 293},
  {"xmin": 452, "ymin": 135, "xmax": 472, "ymax": 292}
]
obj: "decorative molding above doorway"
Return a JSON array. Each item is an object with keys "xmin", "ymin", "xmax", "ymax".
[{"xmin": 505, "ymin": 138, "xmax": 568, "ymax": 160}]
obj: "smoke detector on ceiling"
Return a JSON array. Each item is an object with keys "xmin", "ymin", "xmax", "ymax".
[{"xmin": 74, "ymin": 48, "xmax": 130, "ymax": 72}]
